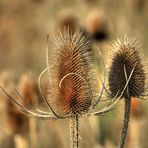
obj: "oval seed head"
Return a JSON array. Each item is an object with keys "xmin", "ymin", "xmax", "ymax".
[
  {"xmin": 131, "ymin": 97, "xmax": 143, "ymax": 118},
  {"xmin": 108, "ymin": 37, "xmax": 145, "ymax": 99},
  {"xmin": 47, "ymin": 28, "xmax": 97, "ymax": 117}
]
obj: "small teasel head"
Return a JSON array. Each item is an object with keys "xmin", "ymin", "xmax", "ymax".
[
  {"xmin": 84, "ymin": 10, "xmax": 108, "ymax": 42},
  {"xmin": 131, "ymin": 97, "xmax": 143, "ymax": 118},
  {"xmin": 18, "ymin": 74, "xmax": 37, "ymax": 106},
  {"xmin": 47, "ymin": 28, "xmax": 97, "ymax": 118},
  {"xmin": 56, "ymin": 12, "xmax": 77, "ymax": 34},
  {"xmin": 108, "ymin": 37, "xmax": 145, "ymax": 99}
]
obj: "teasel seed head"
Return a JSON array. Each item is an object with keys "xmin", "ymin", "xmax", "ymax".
[
  {"xmin": 108, "ymin": 37, "xmax": 145, "ymax": 99},
  {"xmin": 18, "ymin": 74, "xmax": 37, "ymax": 106},
  {"xmin": 84, "ymin": 10, "xmax": 108, "ymax": 41},
  {"xmin": 47, "ymin": 28, "xmax": 97, "ymax": 117},
  {"xmin": 131, "ymin": 97, "xmax": 143, "ymax": 118},
  {"xmin": 56, "ymin": 13, "xmax": 77, "ymax": 34}
]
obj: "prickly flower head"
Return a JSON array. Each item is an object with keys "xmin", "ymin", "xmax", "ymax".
[
  {"xmin": 108, "ymin": 37, "xmax": 145, "ymax": 99},
  {"xmin": 47, "ymin": 28, "xmax": 97, "ymax": 117}
]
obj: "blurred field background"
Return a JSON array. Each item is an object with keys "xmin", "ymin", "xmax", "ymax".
[{"xmin": 0, "ymin": 0, "xmax": 148, "ymax": 148}]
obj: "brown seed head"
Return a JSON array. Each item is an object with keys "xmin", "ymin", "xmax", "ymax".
[
  {"xmin": 108, "ymin": 38, "xmax": 145, "ymax": 99},
  {"xmin": 0, "ymin": 73, "xmax": 30, "ymax": 134},
  {"xmin": 47, "ymin": 28, "xmax": 97, "ymax": 117},
  {"xmin": 18, "ymin": 74, "xmax": 37, "ymax": 106},
  {"xmin": 131, "ymin": 97, "xmax": 143, "ymax": 118},
  {"xmin": 85, "ymin": 10, "xmax": 108, "ymax": 41},
  {"xmin": 7, "ymin": 100, "xmax": 29, "ymax": 134},
  {"xmin": 57, "ymin": 14, "xmax": 77, "ymax": 33}
]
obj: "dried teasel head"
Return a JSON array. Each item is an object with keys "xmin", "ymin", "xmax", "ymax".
[
  {"xmin": 108, "ymin": 37, "xmax": 145, "ymax": 99},
  {"xmin": 0, "ymin": 73, "xmax": 30, "ymax": 134},
  {"xmin": 6, "ymin": 100, "xmax": 29, "ymax": 134},
  {"xmin": 84, "ymin": 10, "xmax": 108, "ymax": 41},
  {"xmin": 131, "ymin": 97, "xmax": 143, "ymax": 118},
  {"xmin": 18, "ymin": 74, "xmax": 37, "ymax": 106},
  {"xmin": 47, "ymin": 28, "xmax": 97, "ymax": 117},
  {"xmin": 56, "ymin": 13, "xmax": 77, "ymax": 34}
]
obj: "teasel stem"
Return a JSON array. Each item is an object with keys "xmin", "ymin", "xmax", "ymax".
[
  {"xmin": 29, "ymin": 118, "xmax": 37, "ymax": 148},
  {"xmin": 69, "ymin": 115, "xmax": 79, "ymax": 148},
  {"xmin": 120, "ymin": 97, "xmax": 131, "ymax": 148}
]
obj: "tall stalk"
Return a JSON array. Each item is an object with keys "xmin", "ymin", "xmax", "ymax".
[
  {"xmin": 120, "ymin": 98, "xmax": 131, "ymax": 148},
  {"xmin": 69, "ymin": 115, "xmax": 79, "ymax": 148}
]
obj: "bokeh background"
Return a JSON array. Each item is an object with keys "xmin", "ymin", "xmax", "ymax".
[{"xmin": 0, "ymin": 0, "xmax": 148, "ymax": 148}]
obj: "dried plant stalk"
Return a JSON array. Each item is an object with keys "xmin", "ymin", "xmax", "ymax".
[
  {"xmin": 120, "ymin": 98, "xmax": 131, "ymax": 148},
  {"xmin": 69, "ymin": 115, "xmax": 79, "ymax": 148}
]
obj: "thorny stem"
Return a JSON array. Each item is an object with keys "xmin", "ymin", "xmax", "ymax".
[
  {"xmin": 120, "ymin": 97, "xmax": 131, "ymax": 148},
  {"xmin": 69, "ymin": 115, "xmax": 79, "ymax": 148}
]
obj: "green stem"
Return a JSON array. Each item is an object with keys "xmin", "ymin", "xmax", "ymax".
[
  {"xmin": 69, "ymin": 115, "xmax": 79, "ymax": 148},
  {"xmin": 120, "ymin": 98, "xmax": 131, "ymax": 148}
]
